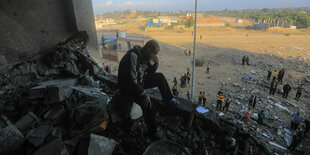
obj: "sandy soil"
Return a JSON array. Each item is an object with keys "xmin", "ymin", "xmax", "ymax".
[
  {"xmin": 92, "ymin": 17, "xmax": 310, "ymax": 151},
  {"xmin": 93, "ymin": 18, "xmax": 310, "ymax": 108}
]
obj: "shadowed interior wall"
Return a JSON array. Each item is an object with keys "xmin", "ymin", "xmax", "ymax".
[{"xmin": 0, "ymin": 0, "xmax": 98, "ymax": 71}]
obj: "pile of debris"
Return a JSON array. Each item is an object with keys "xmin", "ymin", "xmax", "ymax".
[
  {"xmin": 207, "ymin": 52, "xmax": 310, "ymax": 154},
  {"xmin": 0, "ymin": 32, "xmax": 302, "ymax": 155}
]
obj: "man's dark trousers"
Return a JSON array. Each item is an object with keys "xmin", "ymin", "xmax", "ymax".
[
  {"xmin": 144, "ymin": 73, "xmax": 173, "ymax": 102},
  {"xmin": 120, "ymin": 72, "xmax": 173, "ymax": 134}
]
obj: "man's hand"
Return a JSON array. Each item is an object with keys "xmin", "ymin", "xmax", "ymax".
[
  {"xmin": 141, "ymin": 93, "xmax": 152, "ymax": 109},
  {"xmin": 146, "ymin": 56, "xmax": 158, "ymax": 75},
  {"xmin": 151, "ymin": 55, "xmax": 159, "ymax": 65}
]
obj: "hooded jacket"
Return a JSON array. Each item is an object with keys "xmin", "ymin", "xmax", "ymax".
[{"xmin": 118, "ymin": 45, "xmax": 158, "ymax": 97}]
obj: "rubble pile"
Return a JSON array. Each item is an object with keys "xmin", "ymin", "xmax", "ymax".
[
  {"xmin": 211, "ymin": 53, "xmax": 310, "ymax": 154},
  {"xmin": 0, "ymin": 32, "xmax": 307, "ymax": 155}
]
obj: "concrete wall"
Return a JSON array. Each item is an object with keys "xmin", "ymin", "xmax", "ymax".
[
  {"xmin": 71, "ymin": 0, "xmax": 98, "ymax": 55},
  {"xmin": 0, "ymin": 0, "xmax": 98, "ymax": 71}
]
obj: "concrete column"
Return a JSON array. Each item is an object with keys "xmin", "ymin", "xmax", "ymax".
[{"xmin": 71, "ymin": 0, "xmax": 99, "ymax": 57}]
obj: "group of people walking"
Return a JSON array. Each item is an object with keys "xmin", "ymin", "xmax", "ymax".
[
  {"xmin": 267, "ymin": 68, "xmax": 304, "ymax": 100},
  {"xmin": 268, "ymin": 68, "xmax": 284, "ymax": 95},
  {"xmin": 180, "ymin": 72, "xmax": 191, "ymax": 88},
  {"xmin": 171, "ymin": 68, "xmax": 192, "ymax": 97}
]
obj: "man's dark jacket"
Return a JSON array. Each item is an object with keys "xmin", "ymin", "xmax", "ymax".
[
  {"xmin": 117, "ymin": 45, "xmax": 158, "ymax": 97},
  {"xmin": 283, "ymin": 84, "xmax": 291, "ymax": 92}
]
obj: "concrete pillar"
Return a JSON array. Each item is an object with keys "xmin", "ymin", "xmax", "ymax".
[{"xmin": 71, "ymin": 0, "xmax": 98, "ymax": 56}]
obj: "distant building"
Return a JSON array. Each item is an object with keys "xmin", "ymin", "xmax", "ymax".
[
  {"xmin": 146, "ymin": 19, "xmax": 162, "ymax": 27},
  {"xmin": 116, "ymin": 37, "xmax": 150, "ymax": 52},
  {"xmin": 170, "ymin": 19, "xmax": 178, "ymax": 24},
  {"xmin": 196, "ymin": 20, "xmax": 225, "ymax": 27},
  {"xmin": 253, "ymin": 23, "xmax": 270, "ymax": 30},
  {"xmin": 99, "ymin": 31, "xmax": 151, "ymax": 61},
  {"xmin": 95, "ymin": 18, "xmax": 116, "ymax": 29},
  {"xmin": 253, "ymin": 19, "xmax": 295, "ymax": 29}
]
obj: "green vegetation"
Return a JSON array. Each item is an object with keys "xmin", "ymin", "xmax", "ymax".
[{"xmin": 205, "ymin": 8, "xmax": 310, "ymax": 29}]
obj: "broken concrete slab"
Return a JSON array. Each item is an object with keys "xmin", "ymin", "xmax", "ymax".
[
  {"xmin": 130, "ymin": 102, "xmax": 143, "ymax": 120},
  {"xmin": 51, "ymin": 127, "xmax": 63, "ymax": 139},
  {"xmin": 88, "ymin": 133, "xmax": 116, "ymax": 155},
  {"xmin": 26, "ymin": 125, "xmax": 53, "ymax": 147},
  {"xmin": 269, "ymin": 141, "xmax": 287, "ymax": 150},
  {"xmin": 43, "ymin": 105, "xmax": 65, "ymax": 125},
  {"xmin": 282, "ymin": 100, "xmax": 297, "ymax": 108},
  {"xmin": 0, "ymin": 124, "xmax": 25, "ymax": 155},
  {"xmin": 71, "ymin": 85, "xmax": 107, "ymax": 99},
  {"xmin": 33, "ymin": 138, "xmax": 69, "ymax": 155},
  {"xmin": 29, "ymin": 78, "xmax": 77, "ymax": 103},
  {"xmin": 72, "ymin": 93, "xmax": 109, "ymax": 127},
  {"xmin": 0, "ymin": 115, "xmax": 25, "ymax": 155},
  {"xmin": 14, "ymin": 112, "xmax": 40, "ymax": 133}
]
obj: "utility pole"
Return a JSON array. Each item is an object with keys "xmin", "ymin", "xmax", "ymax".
[{"xmin": 191, "ymin": 0, "xmax": 197, "ymax": 102}]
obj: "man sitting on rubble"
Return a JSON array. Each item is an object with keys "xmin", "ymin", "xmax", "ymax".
[{"xmin": 117, "ymin": 39, "xmax": 177, "ymax": 139}]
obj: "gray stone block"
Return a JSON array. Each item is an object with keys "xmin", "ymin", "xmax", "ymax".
[
  {"xmin": 33, "ymin": 138, "xmax": 69, "ymax": 155},
  {"xmin": 29, "ymin": 78, "xmax": 77, "ymax": 103},
  {"xmin": 0, "ymin": 116, "xmax": 25, "ymax": 154},
  {"xmin": 26, "ymin": 125, "xmax": 53, "ymax": 147},
  {"xmin": 14, "ymin": 112, "xmax": 40, "ymax": 133}
]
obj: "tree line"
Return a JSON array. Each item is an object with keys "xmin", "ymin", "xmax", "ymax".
[
  {"xmin": 97, "ymin": 8, "xmax": 310, "ymax": 29},
  {"xmin": 205, "ymin": 8, "xmax": 310, "ymax": 29}
]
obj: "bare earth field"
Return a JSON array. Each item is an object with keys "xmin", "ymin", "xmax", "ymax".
[
  {"xmin": 95, "ymin": 22, "xmax": 310, "ymax": 103},
  {"xmin": 94, "ymin": 19, "xmax": 310, "ymax": 152}
]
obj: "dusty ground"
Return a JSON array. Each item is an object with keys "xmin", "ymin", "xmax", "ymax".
[
  {"xmin": 92, "ymin": 16, "xmax": 310, "ymax": 153},
  {"xmin": 94, "ymin": 19, "xmax": 310, "ymax": 103},
  {"xmin": 94, "ymin": 18, "xmax": 310, "ymax": 120}
]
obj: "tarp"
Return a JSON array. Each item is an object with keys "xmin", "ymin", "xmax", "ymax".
[{"xmin": 104, "ymin": 38, "xmax": 117, "ymax": 44}]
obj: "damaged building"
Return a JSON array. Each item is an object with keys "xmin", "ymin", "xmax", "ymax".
[
  {"xmin": 0, "ymin": 30, "xmax": 270, "ymax": 155},
  {"xmin": 0, "ymin": 1, "xmax": 309, "ymax": 155}
]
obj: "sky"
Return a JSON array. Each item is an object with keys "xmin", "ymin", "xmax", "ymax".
[{"xmin": 92, "ymin": 0, "xmax": 310, "ymax": 14}]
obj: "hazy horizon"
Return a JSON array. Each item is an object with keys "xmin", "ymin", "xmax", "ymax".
[{"xmin": 92, "ymin": 0, "xmax": 310, "ymax": 14}]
